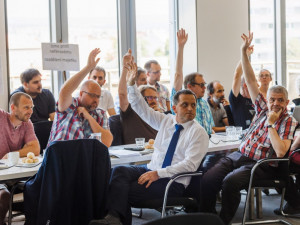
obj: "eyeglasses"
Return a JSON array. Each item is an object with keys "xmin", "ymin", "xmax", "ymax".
[
  {"xmin": 191, "ymin": 82, "xmax": 206, "ymax": 88},
  {"xmin": 259, "ymin": 74, "xmax": 271, "ymax": 78},
  {"xmin": 82, "ymin": 91, "xmax": 101, "ymax": 99},
  {"xmin": 144, "ymin": 96, "xmax": 158, "ymax": 101},
  {"xmin": 150, "ymin": 70, "xmax": 161, "ymax": 75}
]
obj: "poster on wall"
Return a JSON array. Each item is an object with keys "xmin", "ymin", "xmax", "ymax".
[{"xmin": 42, "ymin": 43, "xmax": 80, "ymax": 71}]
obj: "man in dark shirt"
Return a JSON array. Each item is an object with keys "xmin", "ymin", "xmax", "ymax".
[
  {"xmin": 10, "ymin": 68, "xmax": 55, "ymax": 123},
  {"xmin": 229, "ymin": 45, "xmax": 255, "ymax": 130}
]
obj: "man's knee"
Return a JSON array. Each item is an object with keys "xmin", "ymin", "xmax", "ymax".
[{"xmin": 0, "ymin": 189, "xmax": 10, "ymax": 206}]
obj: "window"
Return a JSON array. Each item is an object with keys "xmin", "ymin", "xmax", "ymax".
[
  {"xmin": 250, "ymin": 0, "xmax": 275, "ymax": 86},
  {"xmin": 6, "ymin": 0, "xmax": 51, "ymax": 92},
  {"xmin": 67, "ymin": 0, "xmax": 119, "ymax": 97},
  {"xmin": 135, "ymin": 0, "xmax": 172, "ymax": 90}
]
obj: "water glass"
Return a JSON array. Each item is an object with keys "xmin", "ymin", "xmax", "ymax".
[
  {"xmin": 135, "ymin": 138, "xmax": 145, "ymax": 148},
  {"xmin": 89, "ymin": 133, "xmax": 102, "ymax": 142},
  {"xmin": 8, "ymin": 152, "xmax": 20, "ymax": 166},
  {"xmin": 226, "ymin": 126, "xmax": 236, "ymax": 141},
  {"xmin": 235, "ymin": 126, "xmax": 243, "ymax": 139}
]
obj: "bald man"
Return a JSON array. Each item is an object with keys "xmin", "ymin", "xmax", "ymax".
[{"xmin": 48, "ymin": 49, "xmax": 113, "ymax": 147}]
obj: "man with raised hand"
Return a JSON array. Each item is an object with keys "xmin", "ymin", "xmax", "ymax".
[
  {"xmin": 200, "ymin": 32, "xmax": 298, "ymax": 225},
  {"xmin": 171, "ymin": 28, "xmax": 214, "ymax": 135},
  {"xmin": 229, "ymin": 45, "xmax": 255, "ymax": 130},
  {"xmin": 48, "ymin": 48, "xmax": 113, "ymax": 147},
  {"xmin": 89, "ymin": 49, "xmax": 209, "ymax": 225}
]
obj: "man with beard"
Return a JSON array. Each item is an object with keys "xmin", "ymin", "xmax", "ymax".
[
  {"xmin": 48, "ymin": 48, "xmax": 113, "ymax": 147},
  {"xmin": 0, "ymin": 92, "xmax": 39, "ymax": 225},
  {"xmin": 11, "ymin": 68, "xmax": 56, "ymax": 123},
  {"xmin": 207, "ymin": 81, "xmax": 229, "ymax": 132},
  {"xmin": 200, "ymin": 32, "xmax": 298, "ymax": 225}
]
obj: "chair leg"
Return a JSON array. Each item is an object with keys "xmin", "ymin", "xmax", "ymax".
[
  {"xmin": 132, "ymin": 208, "xmax": 143, "ymax": 218},
  {"xmin": 255, "ymin": 188, "xmax": 262, "ymax": 219}
]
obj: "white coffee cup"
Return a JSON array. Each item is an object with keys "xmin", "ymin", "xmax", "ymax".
[
  {"xmin": 89, "ymin": 133, "xmax": 102, "ymax": 142},
  {"xmin": 8, "ymin": 152, "xmax": 20, "ymax": 166}
]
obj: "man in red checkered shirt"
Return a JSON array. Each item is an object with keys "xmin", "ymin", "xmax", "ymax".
[{"xmin": 200, "ymin": 32, "xmax": 298, "ymax": 225}]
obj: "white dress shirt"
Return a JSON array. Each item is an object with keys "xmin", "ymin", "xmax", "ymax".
[
  {"xmin": 99, "ymin": 89, "xmax": 115, "ymax": 111},
  {"xmin": 128, "ymin": 85, "xmax": 209, "ymax": 187}
]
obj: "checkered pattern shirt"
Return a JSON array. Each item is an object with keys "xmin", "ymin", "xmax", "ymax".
[
  {"xmin": 239, "ymin": 93, "xmax": 298, "ymax": 160},
  {"xmin": 48, "ymin": 97, "xmax": 108, "ymax": 145},
  {"xmin": 170, "ymin": 88, "xmax": 215, "ymax": 135}
]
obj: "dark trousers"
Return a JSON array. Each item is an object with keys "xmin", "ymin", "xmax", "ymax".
[
  {"xmin": 284, "ymin": 162, "xmax": 300, "ymax": 208},
  {"xmin": 108, "ymin": 165, "xmax": 185, "ymax": 225},
  {"xmin": 200, "ymin": 151, "xmax": 278, "ymax": 225}
]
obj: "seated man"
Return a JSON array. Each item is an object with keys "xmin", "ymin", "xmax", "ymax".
[
  {"xmin": 171, "ymin": 28, "xmax": 215, "ymax": 135},
  {"xmin": 274, "ymin": 135, "xmax": 300, "ymax": 214},
  {"xmin": 48, "ymin": 48, "xmax": 113, "ymax": 147},
  {"xmin": 229, "ymin": 46, "xmax": 255, "ymax": 129},
  {"xmin": 88, "ymin": 66, "xmax": 116, "ymax": 116},
  {"xmin": 89, "ymin": 49, "xmax": 209, "ymax": 225},
  {"xmin": 0, "ymin": 92, "xmax": 40, "ymax": 225},
  {"xmin": 200, "ymin": 32, "xmax": 298, "ymax": 225},
  {"xmin": 207, "ymin": 81, "xmax": 230, "ymax": 132},
  {"xmin": 258, "ymin": 69, "xmax": 272, "ymax": 99},
  {"xmin": 144, "ymin": 59, "xmax": 171, "ymax": 112},
  {"xmin": 11, "ymin": 68, "xmax": 56, "ymax": 123},
  {"xmin": 114, "ymin": 67, "xmax": 147, "ymax": 114},
  {"xmin": 119, "ymin": 57, "xmax": 160, "ymax": 144}
]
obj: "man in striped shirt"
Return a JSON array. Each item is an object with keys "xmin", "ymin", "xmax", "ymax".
[
  {"xmin": 200, "ymin": 32, "xmax": 298, "ymax": 225},
  {"xmin": 48, "ymin": 48, "xmax": 113, "ymax": 147}
]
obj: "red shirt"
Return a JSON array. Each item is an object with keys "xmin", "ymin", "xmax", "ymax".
[
  {"xmin": 239, "ymin": 94, "xmax": 298, "ymax": 161},
  {"xmin": 0, "ymin": 109, "xmax": 37, "ymax": 159}
]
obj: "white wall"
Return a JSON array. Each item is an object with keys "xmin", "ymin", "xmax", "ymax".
[
  {"xmin": 0, "ymin": 0, "xmax": 8, "ymax": 110},
  {"xmin": 196, "ymin": 0, "xmax": 249, "ymax": 99}
]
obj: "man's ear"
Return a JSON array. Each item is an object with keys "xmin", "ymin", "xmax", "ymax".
[
  {"xmin": 103, "ymin": 80, "xmax": 106, "ymax": 85},
  {"xmin": 10, "ymin": 103, "xmax": 15, "ymax": 112},
  {"xmin": 172, "ymin": 105, "xmax": 177, "ymax": 114},
  {"xmin": 23, "ymin": 82, "xmax": 28, "ymax": 89},
  {"xmin": 187, "ymin": 83, "xmax": 192, "ymax": 89}
]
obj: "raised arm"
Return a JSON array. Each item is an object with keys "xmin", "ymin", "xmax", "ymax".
[
  {"xmin": 232, "ymin": 46, "xmax": 253, "ymax": 97},
  {"xmin": 58, "ymin": 48, "xmax": 101, "ymax": 112},
  {"xmin": 118, "ymin": 49, "xmax": 135, "ymax": 112},
  {"xmin": 173, "ymin": 28, "xmax": 188, "ymax": 91},
  {"xmin": 241, "ymin": 32, "xmax": 259, "ymax": 103}
]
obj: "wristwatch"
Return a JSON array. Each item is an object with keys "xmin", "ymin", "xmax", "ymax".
[{"xmin": 267, "ymin": 124, "xmax": 276, "ymax": 129}]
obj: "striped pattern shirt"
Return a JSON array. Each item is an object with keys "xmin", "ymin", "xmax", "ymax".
[
  {"xmin": 48, "ymin": 98, "xmax": 107, "ymax": 145},
  {"xmin": 170, "ymin": 88, "xmax": 215, "ymax": 135},
  {"xmin": 239, "ymin": 93, "xmax": 298, "ymax": 160}
]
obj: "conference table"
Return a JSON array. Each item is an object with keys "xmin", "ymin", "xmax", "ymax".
[{"xmin": 0, "ymin": 134, "xmax": 241, "ymax": 182}]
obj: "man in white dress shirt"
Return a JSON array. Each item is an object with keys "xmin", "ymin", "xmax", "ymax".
[
  {"xmin": 90, "ymin": 50, "xmax": 209, "ymax": 225},
  {"xmin": 89, "ymin": 66, "xmax": 116, "ymax": 116}
]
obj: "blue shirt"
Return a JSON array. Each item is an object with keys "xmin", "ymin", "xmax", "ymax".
[{"xmin": 170, "ymin": 88, "xmax": 214, "ymax": 135}]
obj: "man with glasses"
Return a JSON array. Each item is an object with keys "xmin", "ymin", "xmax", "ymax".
[
  {"xmin": 48, "ymin": 48, "xmax": 113, "ymax": 147},
  {"xmin": 258, "ymin": 69, "xmax": 272, "ymax": 99},
  {"xmin": 144, "ymin": 60, "xmax": 171, "ymax": 112},
  {"xmin": 88, "ymin": 66, "xmax": 116, "ymax": 117},
  {"xmin": 171, "ymin": 28, "xmax": 215, "ymax": 135}
]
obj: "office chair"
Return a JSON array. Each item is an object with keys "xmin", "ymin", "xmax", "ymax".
[
  {"xmin": 143, "ymin": 212, "xmax": 224, "ymax": 225},
  {"xmin": 33, "ymin": 120, "xmax": 53, "ymax": 154},
  {"xmin": 132, "ymin": 166, "xmax": 203, "ymax": 218},
  {"xmin": 108, "ymin": 114, "xmax": 124, "ymax": 146},
  {"xmin": 22, "ymin": 139, "xmax": 111, "ymax": 225}
]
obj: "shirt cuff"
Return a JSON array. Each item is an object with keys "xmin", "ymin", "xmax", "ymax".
[{"xmin": 156, "ymin": 168, "xmax": 168, "ymax": 178}]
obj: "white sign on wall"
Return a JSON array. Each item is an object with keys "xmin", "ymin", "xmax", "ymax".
[{"xmin": 42, "ymin": 43, "xmax": 80, "ymax": 71}]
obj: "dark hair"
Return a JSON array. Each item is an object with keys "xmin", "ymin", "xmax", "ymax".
[
  {"xmin": 20, "ymin": 68, "xmax": 41, "ymax": 84},
  {"xmin": 207, "ymin": 80, "xmax": 220, "ymax": 95},
  {"xmin": 89, "ymin": 66, "xmax": 106, "ymax": 79},
  {"xmin": 183, "ymin": 73, "xmax": 203, "ymax": 89},
  {"xmin": 173, "ymin": 89, "xmax": 197, "ymax": 105},
  {"xmin": 137, "ymin": 67, "xmax": 146, "ymax": 80},
  {"xmin": 144, "ymin": 60, "xmax": 159, "ymax": 72},
  {"xmin": 9, "ymin": 92, "xmax": 32, "ymax": 107}
]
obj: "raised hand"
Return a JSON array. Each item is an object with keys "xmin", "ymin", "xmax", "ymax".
[
  {"xmin": 126, "ymin": 60, "xmax": 138, "ymax": 86},
  {"xmin": 87, "ymin": 48, "xmax": 101, "ymax": 69},
  {"xmin": 241, "ymin": 32, "xmax": 253, "ymax": 53},
  {"xmin": 177, "ymin": 28, "xmax": 188, "ymax": 47},
  {"xmin": 123, "ymin": 48, "xmax": 133, "ymax": 68},
  {"xmin": 246, "ymin": 45, "xmax": 254, "ymax": 57}
]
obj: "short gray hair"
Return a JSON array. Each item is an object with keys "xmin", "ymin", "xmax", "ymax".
[
  {"xmin": 267, "ymin": 85, "xmax": 288, "ymax": 100},
  {"xmin": 138, "ymin": 85, "xmax": 157, "ymax": 96}
]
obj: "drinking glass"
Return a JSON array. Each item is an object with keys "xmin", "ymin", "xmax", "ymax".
[{"xmin": 135, "ymin": 138, "xmax": 145, "ymax": 148}]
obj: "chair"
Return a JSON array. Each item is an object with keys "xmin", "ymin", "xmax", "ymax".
[
  {"xmin": 33, "ymin": 120, "xmax": 53, "ymax": 154},
  {"xmin": 240, "ymin": 156, "xmax": 293, "ymax": 225},
  {"xmin": 132, "ymin": 166, "xmax": 203, "ymax": 218},
  {"xmin": 22, "ymin": 139, "xmax": 111, "ymax": 225},
  {"xmin": 143, "ymin": 213, "xmax": 224, "ymax": 225},
  {"xmin": 108, "ymin": 114, "xmax": 124, "ymax": 146}
]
